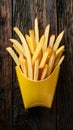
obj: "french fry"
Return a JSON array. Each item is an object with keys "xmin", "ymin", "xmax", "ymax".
[
  {"xmin": 56, "ymin": 45, "xmax": 65, "ymax": 58},
  {"xmin": 13, "ymin": 27, "xmax": 33, "ymax": 79},
  {"xmin": 53, "ymin": 31, "xmax": 64, "ymax": 51},
  {"xmin": 40, "ymin": 64, "xmax": 48, "ymax": 80},
  {"xmin": 47, "ymin": 51, "xmax": 56, "ymax": 76},
  {"xmin": 25, "ymin": 34, "xmax": 34, "ymax": 54},
  {"xmin": 39, "ymin": 46, "xmax": 52, "ymax": 68},
  {"xmin": 42, "ymin": 24, "xmax": 50, "ymax": 53},
  {"xmin": 54, "ymin": 53, "xmax": 62, "ymax": 67},
  {"xmin": 49, "ymin": 34, "xmax": 55, "ymax": 48},
  {"xmin": 29, "ymin": 30, "xmax": 36, "ymax": 50},
  {"xmin": 35, "ymin": 18, "xmax": 39, "ymax": 44},
  {"xmin": 57, "ymin": 55, "xmax": 65, "ymax": 66},
  {"xmin": 6, "ymin": 47, "xmax": 20, "ymax": 65},
  {"xmin": 32, "ymin": 35, "xmax": 45, "ymax": 65},
  {"xmin": 13, "ymin": 43, "xmax": 21, "ymax": 56},
  {"xmin": 9, "ymin": 39, "xmax": 26, "ymax": 57},
  {"xmin": 33, "ymin": 17, "xmax": 40, "ymax": 80},
  {"xmin": 54, "ymin": 45, "xmax": 65, "ymax": 67},
  {"xmin": 19, "ymin": 55, "xmax": 28, "ymax": 77},
  {"xmin": 34, "ymin": 59, "xmax": 40, "ymax": 80},
  {"xmin": 29, "ymin": 30, "xmax": 34, "ymax": 37}
]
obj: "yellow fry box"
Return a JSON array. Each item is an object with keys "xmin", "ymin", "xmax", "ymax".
[{"xmin": 15, "ymin": 66, "xmax": 60, "ymax": 109}]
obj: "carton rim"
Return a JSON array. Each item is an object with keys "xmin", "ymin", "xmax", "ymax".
[{"xmin": 15, "ymin": 65, "xmax": 60, "ymax": 83}]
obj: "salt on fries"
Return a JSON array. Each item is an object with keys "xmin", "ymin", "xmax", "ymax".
[{"xmin": 6, "ymin": 18, "xmax": 65, "ymax": 80}]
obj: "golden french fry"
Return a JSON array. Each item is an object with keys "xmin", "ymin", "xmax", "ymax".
[
  {"xmin": 35, "ymin": 18, "xmax": 39, "ymax": 44},
  {"xmin": 33, "ymin": 18, "xmax": 40, "ymax": 80},
  {"xmin": 40, "ymin": 64, "xmax": 48, "ymax": 80},
  {"xmin": 54, "ymin": 54, "xmax": 61, "ymax": 67},
  {"xmin": 42, "ymin": 24, "xmax": 50, "ymax": 53},
  {"xmin": 32, "ymin": 35, "xmax": 45, "ymax": 65},
  {"xmin": 29, "ymin": 30, "xmax": 34, "ymax": 37},
  {"xmin": 47, "ymin": 51, "xmax": 56, "ymax": 76},
  {"xmin": 10, "ymin": 39, "xmax": 25, "ymax": 57},
  {"xmin": 33, "ymin": 59, "xmax": 40, "ymax": 80},
  {"xmin": 56, "ymin": 45, "xmax": 65, "ymax": 58},
  {"xmin": 54, "ymin": 45, "xmax": 65, "ymax": 67},
  {"xmin": 57, "ymin": 55, "xmax": 65, "ymax": 66},
  {"xmin": 39, "ymin": 47, "xmax": 52, "ymax": 68},
  {"xmin": 13, "ymin": 27, "xmax": 33, "ymax": 79},
  {"xmin": 53, "ymin": 31, "xmax": 64, "ymax": 51},
  {"xmin": 49, "ymin": 34, "xmax": 55, "ymax": 48},
  {"xmin": 25, "ymin": 34, "xmax": 34, "ymax": 54},
  {"xmin": 13, "ymin": 43, "xmax": 21, "ymax": 56},
  {"xmin": 19, "ymin": 54, "xmax": 24, "ymax": 63},
  {"xmin": 6, "ymin": 47, "xmax": 20, "ymax": 65},
  {"xmin": 29, "ymin": 30, "xmax": 36, "ymax": 50},
  {"xmin": 19, "ymin": 55, "xmax": 28, "ymax": 77}
]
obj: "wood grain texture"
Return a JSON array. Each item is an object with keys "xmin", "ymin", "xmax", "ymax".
[
  {"xmin": 0, "ymin": 0, "xmax": 12, "ymax": 129},
  {"xmin": 0, "ymin": 0, "xmax": 73, "ymax": 130},
  {"xmin": 56, "ymin": 0, "xmax": 73, "ymax": 130}
]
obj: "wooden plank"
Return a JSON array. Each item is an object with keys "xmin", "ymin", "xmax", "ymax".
[
  {"xmin": 0, "ymin": 0, "xmax": 12, "ymax": 129},
  {"xmin": 12, "ymin": 0, "xmax": 57, "ymax": 130},
  {"xmin": 12, "ymin": 0, "xmax": 32, "ymax": 128},
  {"xmin": 56, "ymin": 0, "xmax": 73, "ymax": 129}
]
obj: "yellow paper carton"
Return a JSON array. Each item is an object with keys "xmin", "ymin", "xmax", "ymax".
[{"xmin": 15, "ymin": 66, "xmax": 60, "ymax": 109}]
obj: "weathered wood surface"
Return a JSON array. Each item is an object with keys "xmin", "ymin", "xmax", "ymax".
[
  {"xmin": 0, "ymin": 0, "xmax": 73, "ymax": 130},
  {"xmin": 56, "ymin": 0, "xmax": 73, "ymax": 129},
  {"xmin": 0, "ymin": 0, "xmax": 12, "ymax": 130}
]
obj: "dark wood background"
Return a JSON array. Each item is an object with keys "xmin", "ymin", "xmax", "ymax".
[{"xmin": 0, "ymin": 0, "xmax": 73, "ymax": 130}]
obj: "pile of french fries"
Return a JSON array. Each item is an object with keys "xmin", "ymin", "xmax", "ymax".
[{"xmin": 6, "ymin": 18, "xmax": 65, "ymax": 80}]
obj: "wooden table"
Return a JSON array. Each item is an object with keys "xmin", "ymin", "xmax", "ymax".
[{"xmin": 0, "ymin": 0, "xmax": 73, "ymax": 130}]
